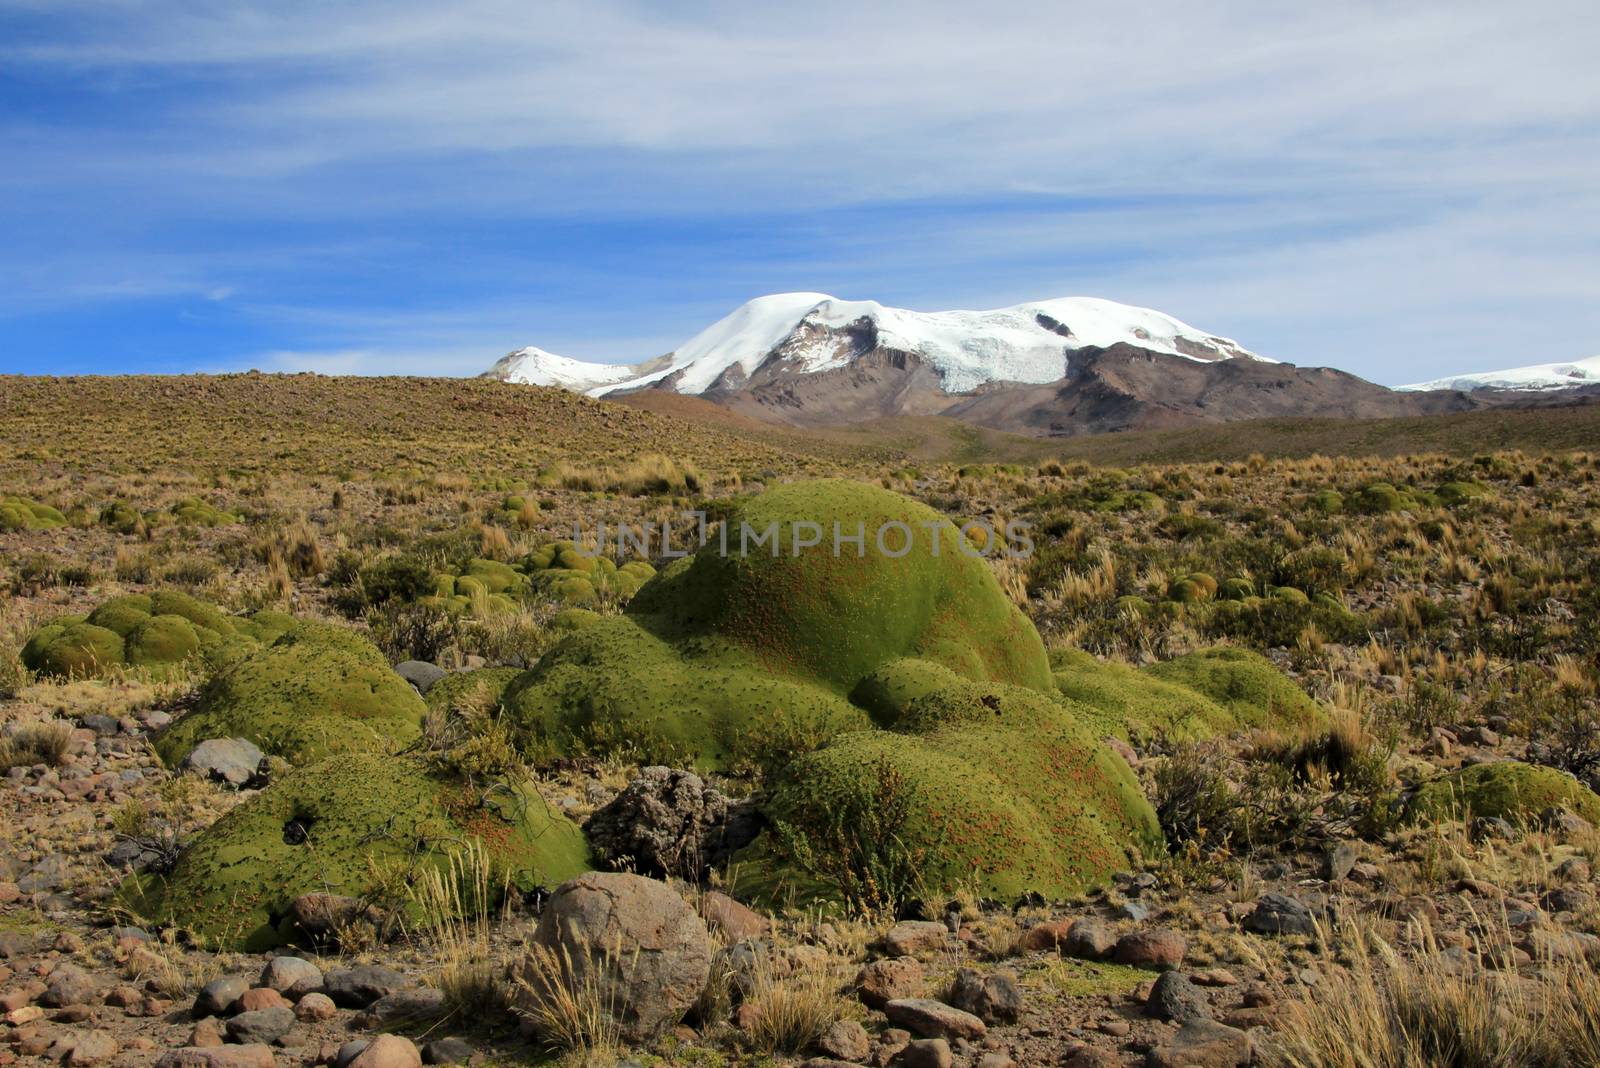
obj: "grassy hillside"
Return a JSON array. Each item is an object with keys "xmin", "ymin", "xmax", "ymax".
[
  {"xmin": 0, "ymin": 373, "xmax": 890, "ymax": 482},
  {"xmin": 1042, "ymin": 400, "xmax": 1600, "ymax": 465}
]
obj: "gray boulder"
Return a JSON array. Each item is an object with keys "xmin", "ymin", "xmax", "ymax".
[
  {"xmin": 514, "ymin": 871, "xmax": 711, "ymax": 1043},
  {"xmin": 1242, "ymin": 893, "xmax": 1317, "ymax": 936},
  {"xmin": 182, "ymin": 738, "xmax": 264, "ymax": 788},
  {"xmin": 394, "ymin": 661, "xmax": 447, "ymax": 695},
  {"xmin": 583, "ymin": 766, "xmax": 759, "ymax": 879}
]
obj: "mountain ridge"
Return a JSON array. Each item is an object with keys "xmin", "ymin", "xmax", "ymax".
[{"xmin": 483, "ymin": 292, "xmax": 1591, "ymax": 437}]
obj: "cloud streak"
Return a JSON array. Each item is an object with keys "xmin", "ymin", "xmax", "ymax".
[{"xmin": 1, "ymin": 0, "xmax": 1597, "ymax": 382}]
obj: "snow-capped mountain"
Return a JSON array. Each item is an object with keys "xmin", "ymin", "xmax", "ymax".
[
  {"xmin": 482, "ymin": 346, "xmax": 657, "ymax": 391},
  {"xmin": 1399, "ymin": 355, "xmax": 1600, "ymax": 393},
  {"xmin": 487, "ymin": 293, "xmax": 1268, "ymax": 400},
  {"xmin": 484, "ymin": 292, "xmax": 1540, "ymax": 435}
]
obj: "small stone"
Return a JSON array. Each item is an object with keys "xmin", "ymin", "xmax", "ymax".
[
  {"xmin": 1321, "ymin": 841, "xmax": 1360, "ymax": 882},
  {"xmin": 698, "ymin": 891, "xmax": 768, "ymax": 941},
  {"xmin": 884, "ymin": 921, "xmax": 950, "ymax": 957},
  {"xmin": 1145, "ymin": 1019, "xmax": 1252, "ymax": 1067},
  {"xmin": 1190, "ymin": 968, "xmax": 1238, "ymax": 987},
  {"xmin": 1113, "ymin": 929, "xmax": 1187, "ymax": 970},
  {"xmin": 189, "ymin": 1017, "xmax": 227, "ymax": 1047},
  {"xmin": 1542, "ymin": 807, "xmax": 1594, "ymax": 837},
  {"xmin": 1118, "ymin": 900, "xmax": 1150, "ymax": 922},
  {"xmin": 394, "ymin": 661, "xmax": 447, "ymax": 695},
  {"xmin": 1556, "ymin": 857, "xmax": 1592, "ymax": 882},
  {"xmin": 420, "ymin": 1037, "xmax": 476, "ymax": 1065},
  {"xmin": 347, "ymin": 1034, "xmax": 423, "ymax": 1068},
  {"xmin": 1242, "ymin": 893, "xmax": 1316, "ymax": 936},
  {"xmin": 1016, "ymin": 919, "xmax": 1071, "ymax": 953},
  {"xmin": 154, "ymin": 1047, "xmax": 278, "ymax": 1068},
  {"xmin": 258, "ymin": 957, "xmax": 323, "ymax": 999},
  {"xmin": 1471, "ymin": 816, "xmax": 1517, "ymax": 842},
  {"xmin": 65, "ymin": 1031, "xmax": 118, "ymax": 1067},
  {"xmin": 106, "ymin": 986, "xmax": 143, "ymax": 1008},
  {"xmin": 359, "ymin": 986, "xmax": 444, "ymax": 1024},
  {"xmin": 293, "ymin": 993, "xmax": 336, "ymax": 1022},
  {"xmin": 335, "ymin": 1041, "xmax": 370, "ymax": 1068},
  {"xmin": 897, "ymin": 1038, "xmax": 952, "ymax": 1068},
  {"xmin": 236, "ymin": 988, "xmax": 288, "ymax": 1013},
  {"xmin": 1064, "ymin": 918, "xmax": 1118, "ymax": 960},
  {"xmin": 817, "ymin": 1019, "xmax": 871, "ymax": 1061},
  {"xmin": 195, "ymin": 976, "xmax": 251, "ymax": 1017},
  {"xmin": 884, "ymin": 998, "xmax": 987, "ymax": 1041},
  {"xmin": 323, "ymin": 965, "xmax": 414, "ymax": 1008},
  {"xmin": 947, "ymin": 968, "xmax": 1023, "ymax": 1024},
  {"xmin": 1145, "ymin": 972, "xmax": 1210, "ymax": 1022},
  {"xmin": 4, "ymin": 1005, "xmax": 43, "ymax": 1025},
  {"xmin": 976, "ymin": 1055, "xmax": 1016, "ymax": 1068},
  {"xmin": 225, "ymin": 1006, "xmax": 296, "ymax": 1044},
  {"xmin": 1099, "ymin": 1019, "xmax": 1131, "ymax": 1036},
  {"xmin": 182, "ymin": 738, "xmax": 265, "ymax": 788},
  {"xmin": 41, "ymin": 966, "xmax": 96, "ymax": 1008},
  {"xmin": 857, "ymin": 957, "xmax": 925, "ymax": 1008},
  {"xmin": 1062, "ymin": 1044, "xmax": 1120, "ymax": 1067}
]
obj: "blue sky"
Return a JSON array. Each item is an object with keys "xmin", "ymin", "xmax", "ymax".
[{"xmin": 2, "ymin": 1, "xmax": 1597, "ymax": 385}]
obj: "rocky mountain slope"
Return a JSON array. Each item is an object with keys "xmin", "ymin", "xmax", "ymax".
[{"xmin": 485, "ymin": 293, "xmax": 1591, "ymax": 436}]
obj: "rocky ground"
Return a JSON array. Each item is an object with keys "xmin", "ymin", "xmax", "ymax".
[{"xmin": 3, "ymin": 665, "xmax": 1596, "ymax": 1068}]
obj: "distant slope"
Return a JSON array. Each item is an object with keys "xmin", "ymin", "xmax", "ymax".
[
  {"xmin": 1038, "ymin": 397, "xmax": 1600, "ymax": 465},
  {"xmin": 1400, "ymin": 355, "xmax": 1600, "ymax": 393},
  {"xmin": 0, "ymin": 374, "xmax": 892, "ymax": 481}
]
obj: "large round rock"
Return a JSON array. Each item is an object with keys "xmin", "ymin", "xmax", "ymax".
[{"xmin": 518, "ymin": 872, "xmax": 710, "ymax": 1043}]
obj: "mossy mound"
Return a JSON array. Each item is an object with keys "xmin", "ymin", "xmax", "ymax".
[
  {"xmin": 1308, "ymin": 489, "xmax": 1345, "ymax": 514},
  {"xmin": 0, "ymin": 496, "xmax": 67, "ymax": 532},
  {"xmin": 505, "ymin": 480, "xmax": 1051, "ymax": 769},
  {"xmin": 144, "ymin": 752, "xmax": 591, "ymax": 950},
  {"xmin": 525, "ymin": 543, "xmax": 657, "ymax": 604},
  {"xmin": 1407, "ymin": 761, "xmax": 1600, "ymax": 826},
  {"xmin": 1048, "ymin": 647, "xmax": 1323, "ymax": 742},
  {"xmin": 751, "ymin": 660, "xmax": 1162, "ymax": 903},
  {"xmin": 1142, "ymin": 647, "xmax": 1324, "ymax": 733},
  {"xmin": 424, "ymin": 666, "xmax": 523, "ymax": 715},
  {"xmin": 1436, "ymin": 481, "xmax": 1490, "ymax": 507},
  {"xmin": 154, "ymin": 625, "xmax": 425, "ymax": 766},
  {"xmin": 169, "ymin": 496, "xmax": 240, "ymax": 526},
  {"xmin": 98, "ymin": 501, "xmax": 144, "ymax": 534},
  {"xmin": 21, "ymin": 590, "xmax": 254, "ymax": 680},
  {"xmin": 21, "ymin": 622, "xmax": 125, "ymax": 678},
  {"xmin": 1353, "ymin": 482, "xmax": 1418, "ymax": 514}
]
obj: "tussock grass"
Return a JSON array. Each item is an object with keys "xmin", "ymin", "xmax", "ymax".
[
  {"xmin": 514, "ymin": 935, "xmax": 629, "ymax": 1058},
  {"xmin": 1270, "ymin": 915, "xmax": 1600, "ymax": 1068},
  {"xmin": 0, "ymin": 719, "xmax": 74, "ymax": 770}
]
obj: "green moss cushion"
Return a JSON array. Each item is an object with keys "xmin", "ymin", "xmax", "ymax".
[
  {"xmin": 1141, "ymin": 648, "xmax": 1324, "ymax": 734},
  {"xmin": 154, "ymin": 626, "xmax": 425, "ymax": 766},
  {"xmin": 0, "ymin": 496, "xmax": 67, "ymax": 531},
  {"xmin": 23, "ymin": 622, "xmax": 125, "ymax": 677},
  {"xmin": 144, "ymin": 752, "xmax": 591, "ymax": 950},
  {"xmin": 22, "ymin": 589, "xmax": 246, "ymax": 680},
  {"xmin": 1407, "ymin": 761, "xmax": 1600, "ymax": 825},
  {"xmin": 751, "ymin": 662, "xmax": 1162, "ymax": 903},
  {"xmin": 506, "ymin": 480, "xmax": 1053, "ymax": 770},
  {"xmin": 424, "ymin": 666, "xmax": 524, "ymax": 715}
]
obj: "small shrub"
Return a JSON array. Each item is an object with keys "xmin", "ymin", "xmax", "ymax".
[{"xmin": 0, "ymin": 721, "xmax": 75, "ymax": 770}]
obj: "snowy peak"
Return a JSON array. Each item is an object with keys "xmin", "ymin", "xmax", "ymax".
[
  {"xmin": 484, "ymin": 347, "xmax": 660, "ymax": 390},
  {"xmin": 496, "ymin": 292, "xmax": 1267, "ymax": 401},
  {"xmin": 1399, "ymin": 355, "xmax": 1600, "ymax": 393}
]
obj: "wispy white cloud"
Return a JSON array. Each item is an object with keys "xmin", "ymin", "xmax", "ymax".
[{"xmin": 1, "ymin": 0, "xmax": 1597, "ymax": 381}]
